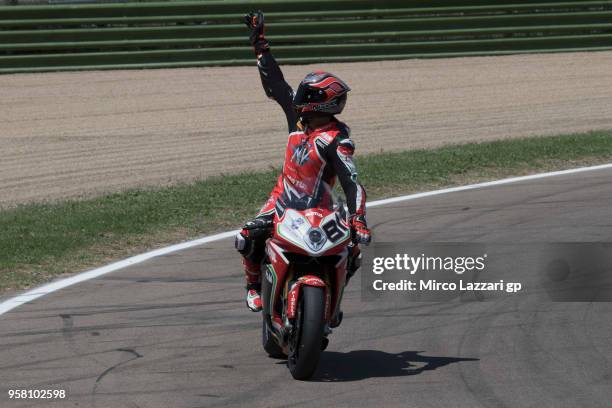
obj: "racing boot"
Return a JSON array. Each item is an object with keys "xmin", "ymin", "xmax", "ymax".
[
  {"xmin": 243, "ymin": 257, "xmax": 263, "ymax": 312},
  {"xmin": 330, "ymin": 311, "xmax": 343, "ymax": 328},
  {"xmin": 246, "ymin": 283, "xmax": 263, "ymax": 312}
]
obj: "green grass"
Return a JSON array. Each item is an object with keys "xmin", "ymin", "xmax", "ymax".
[{"xmin": 2, "ymin": 130, "xmax": 612, "ymax": 291}]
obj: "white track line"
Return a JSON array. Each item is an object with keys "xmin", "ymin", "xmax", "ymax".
[{"xmin": 1, "ymin": 163, "xmax": 611, "ymax": 316}]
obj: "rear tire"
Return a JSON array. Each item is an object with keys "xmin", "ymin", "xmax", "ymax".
[
  {"xmin": 288, "ymin": 286, "xmax": 325, "ymax": 380},
  {"xmin": 262, "ymin": 319, "xmax": 286, "ymax": 359}
]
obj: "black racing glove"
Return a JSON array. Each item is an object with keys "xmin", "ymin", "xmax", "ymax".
[
  {"xmin": 242, "ymin": 217, "xmax": 273, "ymax": 231},
  {"xmin": 244, "ymin": 10, "xmax": 270, "ymax": 54}
]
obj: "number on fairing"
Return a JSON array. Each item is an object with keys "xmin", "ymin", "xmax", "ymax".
[{"xmin": 322, "ymin": 219, "xmax": 346, "ymax": 242}]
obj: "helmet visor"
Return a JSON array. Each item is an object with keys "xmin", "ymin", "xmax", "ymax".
[{"xmin": 293, "ymin": 84, "xmax": 326, "ymax": 108}]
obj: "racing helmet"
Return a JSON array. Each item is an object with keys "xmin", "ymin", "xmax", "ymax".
[{"xmin": 293, "ymin": 71, "xmax": 350, "ymax": 116}]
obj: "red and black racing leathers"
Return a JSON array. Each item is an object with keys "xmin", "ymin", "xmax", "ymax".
[{"xmin": 240, "ymin": 50, "xmax": 368, "ymax": 285}]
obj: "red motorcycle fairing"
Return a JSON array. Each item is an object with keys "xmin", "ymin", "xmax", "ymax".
[
  {"xmin": 272, "ymin": 207, "xmax": 351, "ymax": 257},
  {"xmin": 264, "ymin": 241, "xmax": 290, "ymax": 331},
  {"xmin": 264, "ymin": 214, "xmax": 350, "ymax": 333}
]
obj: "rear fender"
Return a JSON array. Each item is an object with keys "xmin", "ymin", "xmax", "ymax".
[{"xmin": 287, "ymin": 275, "xmax": 329, "ymax": 320}]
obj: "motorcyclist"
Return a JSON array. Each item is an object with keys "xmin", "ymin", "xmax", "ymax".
[{"xmin": 235, "ymin": 11, "xmax": 371, "ymax": 313}]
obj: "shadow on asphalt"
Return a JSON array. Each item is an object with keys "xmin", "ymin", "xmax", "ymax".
[{"xmin": 310, "ymin": 350, "xmax": 479, "ymax": 382}]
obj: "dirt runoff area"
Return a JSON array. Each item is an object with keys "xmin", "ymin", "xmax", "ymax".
[{"xmin": 1, "ymin": 51, "xmax": 612, "ymax": 206}]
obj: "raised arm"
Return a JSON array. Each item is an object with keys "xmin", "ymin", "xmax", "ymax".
[{"xmin": 244, "ymin": 11, "xmax": 298, "ymax": 133}]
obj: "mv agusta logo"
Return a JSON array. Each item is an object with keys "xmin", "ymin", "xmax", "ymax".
[{"xmin": 291, "ymin": 140, "xmax": 311, "ymax": 166}]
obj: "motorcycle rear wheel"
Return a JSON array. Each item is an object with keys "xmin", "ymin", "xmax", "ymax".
[{"xmin": 288, "ymin": 286, "xmax": 325, "ymax": 380}]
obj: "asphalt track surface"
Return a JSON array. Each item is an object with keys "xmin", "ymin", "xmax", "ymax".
[{"xmin": 1, "ymin": 168, "xmax": 611, "ymax": 408}]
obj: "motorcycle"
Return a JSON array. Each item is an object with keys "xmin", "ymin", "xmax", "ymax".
[{"xmin": 260, "ymin": 186, "xmax": 359, "ymax": 380}]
